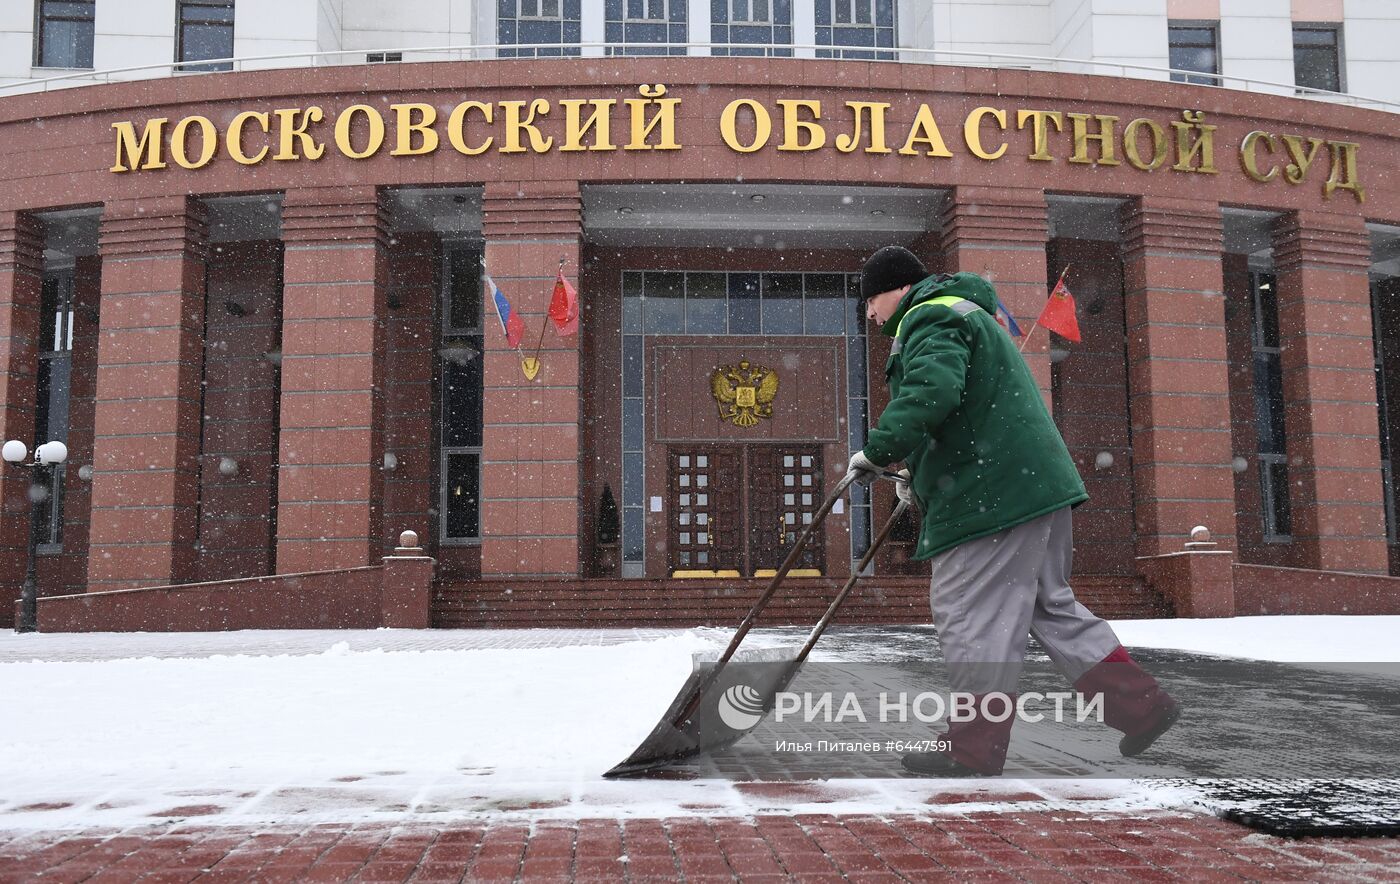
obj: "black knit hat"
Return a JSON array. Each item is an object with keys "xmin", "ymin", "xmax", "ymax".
[{"xmin": 859, "ymin": 246, "xmax": 928, "ymax": 302}]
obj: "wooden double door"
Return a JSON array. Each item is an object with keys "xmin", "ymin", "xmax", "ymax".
[{"xmin": 666, "ymin": 444, "xmax": 824, "ymax": 577}]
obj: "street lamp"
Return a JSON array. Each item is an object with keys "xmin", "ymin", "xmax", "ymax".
[{"xmin": 3, "ymin": 439, "xmax": 68, "ymax": 633}]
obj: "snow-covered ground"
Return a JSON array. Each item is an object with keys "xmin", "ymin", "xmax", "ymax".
[
  {"xmin": 1, "ymin": 616, "xmax": 1393, "ymax": 830},
  {"xmin": 1112, "ymin": 615, "xmax": 1400, "ymax": 663}
]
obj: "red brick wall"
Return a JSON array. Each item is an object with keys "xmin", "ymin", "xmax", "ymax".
[
  {"xmin": 479, "ymin": 182, "xmax": 583, "ymax": 579},
  {"xmin": 383, "ymin": 232, "xmax": 438, "ymax": 557},
  {"xmin": 1273, "ymin": 211, "xmax": 1387, "ymax": 573},
  {"xmin": 1222, "ymin": 252, "xmax": 1292, "ymax": 568},
  {"xmin": 37, "ymin": 255, "xmax": 102, "ymax": 596},
  {"xmin": 88, "ymin": 197, "xmax": 209, "ymax": 591},
  {"xmin": 196, "ymin": 240, "xmax": 281, "ymax": 583},
  {"xmin": 35, "ymin": 566, "xmax": 384, "ymax": 632},
  {"xmin": 275, "ymin": 187, "xmax": 388, "ymax": 574},
  {"xmin": 1375, "ymin": 276, "xmax": 1400, "ymax": 575},
  {"xmin": 0, "ymin": 211, "xmax": 43, "ymax": 627},
  {"xmin": 1048, "ymin": 238, "xmax": 1136, "ymax": 576},
  {"xmin": 1120, "ymin": 197, "xmax": 1237, "ymax": 557},
  {"xmin": 1234, "ymin": 563, "xmax": 1400, "ymax": 615}
]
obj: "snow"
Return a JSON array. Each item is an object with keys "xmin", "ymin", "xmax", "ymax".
[
  {"xmin": 3, "ymin": 615, "xmax": 1391, "ymax": 829},
  {"xmin": 1111, "ymin": 615, "xmax": 1400, "ymax": 663}
]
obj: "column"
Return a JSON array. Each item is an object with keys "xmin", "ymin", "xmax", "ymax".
[
  {"xmin": 480, "ymin": 181, "xmax": 582, "ymax": 577},
  {"xmin": 0, "ymin": 212, "xmax": 44, "ymax": 620},
  {"xmin": 1120, "ymin": 196, "xmax": 1237, "ymax": 558},
  {"xmin": 1273, "ymin": 211, "xmax": 1387, "ymax": 572},
  {"xmin": 939, "ymin": 186, "xmax": 1052, "ymax": 406},
  {"xmin": 87, "ymin": 197, "xmax": 208, "ymax": 590},
  {"xmin": 275, "ymin": 186, "xmax": 389, "ymax": 574}
]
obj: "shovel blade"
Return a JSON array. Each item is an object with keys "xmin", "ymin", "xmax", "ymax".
[{"xmin": 604, "ymin": 656, "xmax": 800, "ymax": 778}]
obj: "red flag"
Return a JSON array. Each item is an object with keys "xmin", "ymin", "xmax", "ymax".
[
  {"xmin": 1037, "ymin": 277, "xmax": 1081, "ymax": 343},
  {"xmin": 548, "ymin": 269, "xmax": 579, "ymax": 337}
]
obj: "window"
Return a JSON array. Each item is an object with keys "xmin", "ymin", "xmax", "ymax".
[
  {"xmin": 498, "ymin": 0, "xmax": 581, "ymax": 57},
  {"xmin": 177, "ymin": 0, "xmax": 235, "ymax": 72},
  {"xmin": 1294, "ymin": 24, "xmax": 1343, "ymax": 93},
  {"xmin": 34, "ymin": 0, "xmax": 95, "ymax": 69},
  {"xmin": 712, "ymin": 0, "xmax": 792, "ymax": 57},
  {"xmin": 731, "ymin": 0, "xmax": 770, "ymax": 23},
  {"xmin": 1373, "ymin": 278, "xmax": 1400, "ymax": 544},
  {"xmin": 1249, "ymin": 271, "xmax": 1290, "ymax": 541},
  {"xmin": 817, "ymin": 0, "xmax": 896, "ymax": 61},
  {"xmin": 440, "ymin": 244, "xmax": 484, "ymax": 543},
  {"xmin": 1168, "ymin": 21, "xmax": 1220, "ymax": 86},
  {"xmin": 366, "ymin": 52, "xmax": 403, "ymax": 63},
  {"xmin": 605, "ymin": 0, "xmax": 687, "ymax": 56},
  {"xmin": 34, "ymin": 270, "xmax": 75, "ymax": 550},
  {"xmin": 618, "ymin": 270, "xmax": 869, "ymax": 576}
]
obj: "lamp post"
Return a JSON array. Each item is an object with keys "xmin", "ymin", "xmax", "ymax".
[{"xmin": 3, "ymin": 439, "xmax": 67, "ymax": 633}]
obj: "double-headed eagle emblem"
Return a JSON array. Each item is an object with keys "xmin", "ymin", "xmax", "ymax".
[{"xmin": 710, "ymin": 359, "xmax": 779, "ymax": 428}]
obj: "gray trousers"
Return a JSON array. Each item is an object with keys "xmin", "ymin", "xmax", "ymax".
[{"xmin": 928, "ymin": 506, "xmax": 1121, "ymax": 695}]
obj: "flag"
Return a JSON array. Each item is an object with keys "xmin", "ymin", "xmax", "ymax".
[
  {"xmin": 487, "ymin": 276, "xmax": 526, "ymax": 348},
  {"xmin": 548, "ymin": 268, "xmax": 579, "ymax": 337},
  {"xmin": 1037, "ymin": 277, "xmax": 1081, "ymax": 343},
  {"xmin": 993, "ymin": 297, "xmax": 1023, "ymax": 338}
]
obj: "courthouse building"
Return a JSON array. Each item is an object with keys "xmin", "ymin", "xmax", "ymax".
[{"xmin": 2, "ymin": 0, "xmax": 1400, "ymax": 630}]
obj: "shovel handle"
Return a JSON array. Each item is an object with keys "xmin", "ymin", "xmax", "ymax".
[
  {"xmin": 714, "ymin": 470, "xmax": 857, "ymax": 667},
  {"xmin": 795, "ymin": 498, "xmax": 909, "ymax": 663},
  {"xmin": 671, "ymin": 469, "xmax": 904, "ymax": 728}
]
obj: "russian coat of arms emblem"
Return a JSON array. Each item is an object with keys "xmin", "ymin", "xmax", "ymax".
[{"xmin": 710, "ymin": 359, "xmax": 779, "ymax": 428}]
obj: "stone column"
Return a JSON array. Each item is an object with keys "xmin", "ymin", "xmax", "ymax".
[
  {"xmin": 480, "ymin": 181, "xmax": 582, "ymax": 577},
  {"xmin": 1120, "ymin": 197, "xmax": 1237, "ymax": 558},
  {"xmin": 276, "ymin": 186, "xmax": 389, "ymax": 574},
  {"xmin": 940, "ymin": 186, "xmax": 1052, "ymax": 407},
  {"xmin": 87, "ymin": 197, "xmax": 208, "ymax": 590},
  {"xmin": 1272, "ymin": 210, "xmax": 1387, "ymax": 572},
  {"xmin": 0, "ymin": 212, "xmax": 44, "ymax": 621}
]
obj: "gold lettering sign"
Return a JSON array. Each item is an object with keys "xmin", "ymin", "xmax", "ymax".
[
  {"xmin": 107, "ymin": 86, "xmax": 1367, "ymax": 202},
  {"xmin": 711, "ymin": 359, "xmax": 778, "ymax": 428}
]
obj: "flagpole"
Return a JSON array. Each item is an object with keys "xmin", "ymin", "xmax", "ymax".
[
  {"xmin": 527, "ymin": 256, "xmax": 567, "ymax": 368},
  {"xmin": 1019, "ymin": 264, "xmax": 1072, "ymax": 353},
  {"xmin": 485, "ymin": 261, "xmax": 539, "ymax": 380},
  {"xmin": 1017, "ymin": 320, "xmax": 1040, "ymax": 353}
]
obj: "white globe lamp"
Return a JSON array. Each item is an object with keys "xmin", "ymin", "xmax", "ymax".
[{"xmin": 2, "ymin": 440, "xmax": 27, "ymax": 464}]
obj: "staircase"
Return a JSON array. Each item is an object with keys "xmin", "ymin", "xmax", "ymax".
[{"xmin": 432, "ymin": 574, "xmax": 1169, "ymax": 628}]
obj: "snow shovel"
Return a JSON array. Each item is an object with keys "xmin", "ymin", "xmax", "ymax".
[{"xmin": 604, "ymin": 471, "xmax": 912, "ymax": 778}]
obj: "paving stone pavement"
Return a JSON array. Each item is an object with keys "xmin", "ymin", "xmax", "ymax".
[
  {"xmin": 5, "ymin": 626, "xmax": 1399, "ymax": 880},
  {"xmin": 3, "ymin": 812, "xmax": 1400, "ymax": 883}
]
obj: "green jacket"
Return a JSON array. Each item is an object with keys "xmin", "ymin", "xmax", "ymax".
[{"xmin": 863, "ymin": 272, "xmax": 1087, "ymax": 559}]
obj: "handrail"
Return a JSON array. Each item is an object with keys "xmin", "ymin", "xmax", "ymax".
[{"xmin": 1, "ymin": 42, "xmax": 1395, "ymax": 112}]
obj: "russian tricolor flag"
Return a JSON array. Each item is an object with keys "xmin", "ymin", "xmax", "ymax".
[
  {"xmin": 487, "ymin": 276, "xmax": 526, "ymax": 348},
  {"xmin": 993, "ymin": 296, "xmax": 1024, "ymax": 338}
]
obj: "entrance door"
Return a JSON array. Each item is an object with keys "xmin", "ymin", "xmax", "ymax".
[
  {"xmin": 666, "ymin": 444, "xmax": 824, "ymax": 577},
  {"xmin": 748, "ymin": 447, "xmax": 824, "ymax": 576},
  {"xmin": 667, "ymin": 447, "xmax": 743, "ymax": 576}
]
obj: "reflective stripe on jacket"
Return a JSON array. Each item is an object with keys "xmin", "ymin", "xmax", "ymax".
[{"xmin": 864, "ymin": 272, "xmax": 1087, "ymax": 560}]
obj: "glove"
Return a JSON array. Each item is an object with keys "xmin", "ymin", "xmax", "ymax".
[
  {"xmin": 845, "ymin": 450, "xmax": 880, "ymax": 487},
  {"xmin": 893, "ymin": 468, "xmax": 915, "ymax": 507}
]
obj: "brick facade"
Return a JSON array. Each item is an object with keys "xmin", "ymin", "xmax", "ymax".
[
  {"xmin": 1273, "ymin": 211, "xmax": 1388, "ymax": 573},
  {"xmin": 87, "ymin": 197, "xmax": 208, "ymax": 591},
  {"xmin": 275, "ymin": 187, "xmax": 389, "ymax": 574},
  {"xmin": 1120, "ymin": 197, "xmax": 1238, "ymax": 559},
  {"xmin": 198, "ymin": 240, "xmax": 282, "ymax": 582},
  {"xmin": 479, "ymin": 182, "xmax": 583, "ymax": 578},
  {"xmin": 940, "ymin": 187, "xmax": 1053, "ymax": 408},
  {"xmin": 0, "ymin": 211, "xmax": 43, "ymax": 626},
  {"xmin": 1049, "ymin": 238, "xmax": 1137, "ymax": 577},
  {"xmin": 0, "ymin": 59, "xmax": 1396, "ymax": 628}
]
